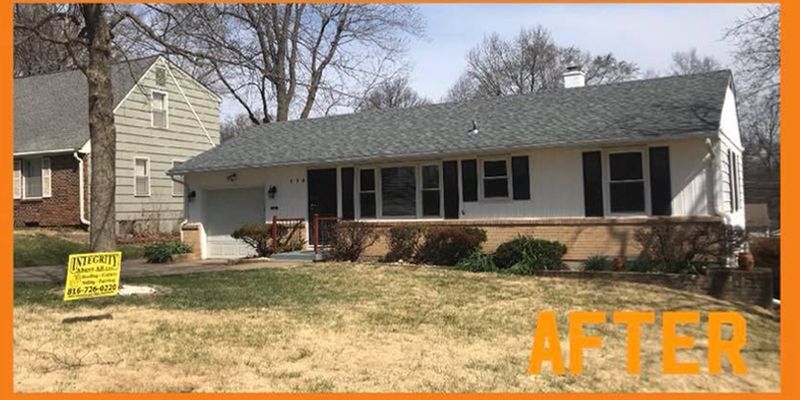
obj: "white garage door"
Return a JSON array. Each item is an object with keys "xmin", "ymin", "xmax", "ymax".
[{"xmin": 205, "ymin": 187, "xmax": 265, "ymax": 259}]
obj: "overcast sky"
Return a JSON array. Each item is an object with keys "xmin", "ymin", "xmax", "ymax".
[{"xmin": 221, "ymin": 3, "xmax": 761, "ymax": 120}]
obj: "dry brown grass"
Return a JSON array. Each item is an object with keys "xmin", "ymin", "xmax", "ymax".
[{"xmin": 14, "ymin": 263, "xmax": 780, "ymax": 392}]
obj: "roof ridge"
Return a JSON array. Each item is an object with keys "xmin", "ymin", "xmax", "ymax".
[{"xmin": 13, "ymin": 55, "xmax": 159, "ymax": 80}]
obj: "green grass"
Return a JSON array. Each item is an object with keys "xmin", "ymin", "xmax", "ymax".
[{"xmin": 13, "ymin": 233, "xmax": 145, "ymax": 268}]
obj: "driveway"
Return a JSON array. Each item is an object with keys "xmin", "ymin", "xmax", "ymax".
[{"xmin": 14, "ymin": 259, "xmax": 301, "ymax": 283}]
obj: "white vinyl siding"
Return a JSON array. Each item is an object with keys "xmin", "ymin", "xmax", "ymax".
[
  {"xmin": 134, "ymin": 157, "xmax": 150, "ymax": 197},
  {"xmin": 172, "ymin": 160, "xmax": 184, "ymax": 197}
]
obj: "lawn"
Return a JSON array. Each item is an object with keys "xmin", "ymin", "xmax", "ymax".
[
  {"xmin": 13, "ymin": 263, "xmax": 780, "ymax": 392},
  {"xmin": 14, "ymin": 232, "xmax": 145, "ymax": 268}
]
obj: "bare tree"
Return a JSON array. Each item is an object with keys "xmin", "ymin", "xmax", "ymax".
[
  {"xmin": 220, "ymin": 113, "xmax": 259, "ymax": 142},
  {"xmin": 670, "ymin": 48, "xmax": 722, "ymax": 75},
  {"xmin": 13, "ymin": 4, "xmax": 79, "ymax": 77},
  {"xmin": 446, "ymin": 26, "xmax": 638, "ymax": 101},
  {"xmin": 15, "ymin": 4, "xmax": 124, "ymax": 251},
  {"xmin": 124, "ymin": 3, "xmax": 423, "ymax": 124},
  {"xmin": 356, "ymin": 76, "xmax": 428, "ymax": 111}
]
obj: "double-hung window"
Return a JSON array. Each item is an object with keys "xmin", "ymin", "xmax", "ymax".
[
  {"xmin": 482, "ymin": 159, "xmax": 509, "ymax": 198},
  {"xmin": 14, "ymin": 158, "xmax": 50, "ymax": 200},
  {"xmin": 151, "ymin": 91, "xmax": 168, "ymax": 129},
  {"xmin": 421, "ymin": 165, "xmax": 441, "ymax": 217},
  {"xmin": 359, "ymin": 169, "xmax": 376, "ymax": 218},
  {"xmin": 134, "ymin": 158, "xmax": 150, "ymax": 196},
  {"xmin": 608, "ymin": 151, "xmax": 646, "ymax": 213},
  {"xmin": 172, "ymin": 160, "xmax": 184, "ymax": 196},
  {"xmin": 381, "ymin": 166, "xmax": 416, "ymax": 217}
]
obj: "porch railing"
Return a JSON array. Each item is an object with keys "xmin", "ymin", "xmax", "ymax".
[
  {"xmin": 270, "ymin": 215, "xmax": 305, "ymax": 253},
  {"xmin": 311, "ymin": 213, "xmax": 340, "ymax": 254}
]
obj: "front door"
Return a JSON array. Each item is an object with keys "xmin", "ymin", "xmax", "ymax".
[{"xmin": 307, "ymin": 168, "xmax": 338, "ymax": 244}]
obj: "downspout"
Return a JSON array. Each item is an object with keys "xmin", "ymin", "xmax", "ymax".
[{"xmin": 73, "ymin": 152, "xmax": 90, "ymax": 226}]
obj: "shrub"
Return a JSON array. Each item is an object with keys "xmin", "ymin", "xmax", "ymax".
[
  {"xmin": 635, "ymin": 223, "xmax": 746, "ymax": 271},
  {"xmin": 625, "ymin": 258, "xmax": 652, "ymax": 272},
  {"xmin": 231, "ymin": 222, "xmax": 305, "ymax": 257},
  {"xmin": 584, "ymin": 255, "xmax": 613, "ymax": 271},
  {"xmin": 383, "ymin": 225, "xmax": 424, "ymax": 262},
  {"xmin": 456, "ymin": 251, "xmax": 497, "ymax": 272},
  {"xmin": 231, "ymin": 223, "xmax": 272, "ymax": 257},
  {"xmin": 493, "ymin": 236, "xmax": 567, "ymax": 271},
  {"xmin": 144, "ymin": 240, "xmax": 192, "ymax": 263},
  {"xmin": 413, "ymin": 227, "xmax": 487, "ymax": 266},
  {"xmin": 750, "ymin": 237, "xmax": 780, "ymax": 298},
  {"xmin": 326, "ymin": 222, "xmax": 379, "ymax": 261}
]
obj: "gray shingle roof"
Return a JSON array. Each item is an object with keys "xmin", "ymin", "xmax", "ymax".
[
  {"xmin": 172, "ymin": 70, "xmax": 733, "ymax": 175},
  {"xmin": 14, "ymin": 56, "xmax": 158, "ymax": 153}
]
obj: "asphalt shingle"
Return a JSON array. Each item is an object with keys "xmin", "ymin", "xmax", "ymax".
[
  {"xmin": 13, "ymin": 56, "xmax": 157, "ymax": 153},
  {"xmin": 171, "ymin": 70, "xmax": 733, "ymax": 175}
]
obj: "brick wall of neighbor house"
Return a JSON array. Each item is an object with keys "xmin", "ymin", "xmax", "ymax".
[
  {"xmin": 14, "ymin": 154, "xmax": 86, "ymax": 227},
  {"xmin": 359, "ymin": 216, "xmax": 724, "ymax": 262}
]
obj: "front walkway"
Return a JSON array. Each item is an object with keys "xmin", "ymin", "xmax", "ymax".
[{"xmin": 14, "ymin": 259, "xmax": 302, "ymax": 283}]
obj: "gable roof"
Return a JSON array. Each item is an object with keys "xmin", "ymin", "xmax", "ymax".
[
  {"xmin": 13, "ymin": 56, "xmax": 158, "ymax": 154},
  {"xmin": 172, "ymin": 70, "xmax": 733, "ymax": 175}
]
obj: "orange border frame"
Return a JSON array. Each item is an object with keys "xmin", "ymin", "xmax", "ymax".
[{"xmin": 1, "ymin": 0, "xmax": 790, "ymax": 398}]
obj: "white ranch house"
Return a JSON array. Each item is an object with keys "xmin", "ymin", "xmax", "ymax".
[{"xmin": 171, "ymin": 69, "xmax": 745, "ymax": 261}]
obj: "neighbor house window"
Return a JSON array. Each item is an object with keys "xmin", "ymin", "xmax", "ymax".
[
  {"xmin": 359, "ymin": 169, "xmax": 376, "ymax": 218},
  {"xmin": 151, "ymin": 91, "xmax": 168, "ymax": 129},
  {"xmin": 608, "ymin": 151, "xmax": 645, "ymax": 213},
  {"xmin": 134, "ymin": 158, "xmax": 150, "ymax": 196},
  {"xmin": 381, "ymin": 166, "xmax": 416, "ymax": 217},
  {"xmin": 482, "ymin": 159, "xmax": 509, "ymax": 198},
  {"xmin": 22, "ymin": 158, "xmax": 43, "ymax": 198},
  {"xmin": 172, "ymin": 160, "xmax": 184, "ymax": 197},
  {"xmin": 421, "ymin": 165, "xmax": 440, "ymax": 217}
]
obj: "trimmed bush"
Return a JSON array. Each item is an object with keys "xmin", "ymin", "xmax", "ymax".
[
  {"xmin": 414, "ymin": 227, "xmax": 487, "ymax": 266},
  {"xmin": 144, "ymin": 240, "xmax": 192, "ymax": 263},
  {"xmin": 584, "ymin": 255, "xmax": 613, "ymax": 271},
  {"xmin": 383, "ymin": 225, "xmax": 424, "ymax": 262},
  {"xmin": 326, "ymin": 222, "xmax": 379, "ymax": 262},
  {"xmin": 625, "ymin": 258, "xmax": 652, "ymax": 272},
  {"xmin": 493, "ymin": 236, "xmax": 567, "ymax": 271},
  {"xmin": 635, "ymin": 223, "xmax": 746, "ymax": 270},
  {"xmin": 456, "ymin": 251, "xmax": 497, "ymax": 272}
]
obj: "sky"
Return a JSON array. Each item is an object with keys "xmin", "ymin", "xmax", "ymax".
[{"xmin": 221, "ymin": 3, "xmax": 762, "ymax": 120}]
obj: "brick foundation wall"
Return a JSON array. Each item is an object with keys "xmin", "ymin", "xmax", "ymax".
[
  {"xmin": 14, "ymin": 154, "xmax": 86, "ymax": 227},
  {"xmin": 533, "ymin": 268, "xmax": 774, "ymax": 307},
  {"xmin": 359, "ymin": 217, "xmax": 724, "ymax": 261}
]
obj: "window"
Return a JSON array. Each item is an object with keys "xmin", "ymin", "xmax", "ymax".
[
  {"xmin": 381, "ymin": 166, "xmax": 416, "ymax": 217},
  {"xmin": 151, "ymin": 91, "xmax": 168, "ymax": 129},
  {"xmin": 134, "ymin": 158, "xmax": 150, "ymax": 196},
  {"xmin": 421, "ymin": 165, "xmax": 440, "ymax": 217},
  {"xmin": 172, "ymin": 160, "xmax": 184, "ymax": 196},
  {"xmin": 359, "ymin": 169, "xmax": 376, "ymax": 218},
  {"xmin": 608, "ymin": 152, "xmax": 646, "ymax": 213},
  {"xmin": 23, "ymin": 158, "xmax": 43, "ymax": 198},
  {"xmin": 482, "ymin": 159, "xmax": 509, "ymax": 198}
]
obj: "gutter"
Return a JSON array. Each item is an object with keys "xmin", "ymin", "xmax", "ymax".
[
  {"xmin": 73, "ymin": 152, "xmax": 90, "ymax": 226},
  {"xmin": 14, "ymin": 148, "xmax": 76, "ymax": 157}
]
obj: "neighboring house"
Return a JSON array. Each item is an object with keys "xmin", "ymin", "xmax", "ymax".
[
  {"xmin": 14, "ymin": 56, "xmax": 221, "ymax": 233},
  {"xmin": 171, "ymin": 69, "xmax": 745, "ymax": 261}
]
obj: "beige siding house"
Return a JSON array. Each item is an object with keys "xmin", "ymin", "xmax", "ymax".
[{"xmin": 14, "ymin": 55, "xmax": 220, "ymax": 233}]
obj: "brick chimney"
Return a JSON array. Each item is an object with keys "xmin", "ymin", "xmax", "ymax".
[{"xmin": 563, "ymin": 65, "xmax": 586, "ymax": 88}]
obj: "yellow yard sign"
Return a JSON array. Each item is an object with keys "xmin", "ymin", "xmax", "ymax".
[{"xmin": 63, "ymin": 252, "xmax": 122, "ymax": 301}]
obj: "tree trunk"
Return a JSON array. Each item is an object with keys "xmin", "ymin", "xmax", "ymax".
[{"xmin": 82, "ymin": 4, "xmax": 117, "ymax": 251}]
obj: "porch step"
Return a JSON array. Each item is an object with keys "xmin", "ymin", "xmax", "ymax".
[{"xmin": 270, "ymin": 250, "xmax": 322, "ymax": 263}]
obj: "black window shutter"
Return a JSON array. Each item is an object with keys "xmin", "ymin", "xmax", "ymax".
[
  {"xmin": 461, "ymin": 159, "xmax": 478, "ymax": 202},
  {"xmin": 649, "ymin": 147, "xmax": 672, "ymax": 216},
  {"xmin": 341, "ymin": 167, "xmax": 355, "ymax": 220},
  {"xmin": 443, "ymin": 161, "xmax": 459, "ymax": 219},
  {"xmin": 582, "ymin": 151, "xmax": 604, "ymax": 217},
  {"xmin": 511, "ymin": 156, "xmax": 531, "ymax": 200}
]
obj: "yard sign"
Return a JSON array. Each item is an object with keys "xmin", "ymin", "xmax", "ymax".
[{"xmin": 63, "ymin": 252, "xmax": 122, "ymax": 301}]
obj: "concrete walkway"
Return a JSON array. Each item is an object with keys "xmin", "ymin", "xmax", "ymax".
[{"xmin": 14, "ymin": 259, "xmax": 302, "ymax": 283}]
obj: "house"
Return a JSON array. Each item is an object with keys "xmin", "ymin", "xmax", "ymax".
[
  {"xmin": 170, "ymin": 69, "xmax": 745, "ymax": 261},
  {"xmin": 14, "ymin": 56, "xmax": 221, "ymax": 233}
]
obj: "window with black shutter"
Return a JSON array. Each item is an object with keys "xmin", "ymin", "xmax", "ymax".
[
  {"xmin": 511, "ymin": 156, "xmax": 530, "ymax": 200},
  {"xmin": 461, "ymin": 160, "xmax": 478, "ymax": 202},
  {"xmin": 608, "ymin": 152, "xmax": 646, "ymax": 213},
  {"xmin": 359, "ymin": 169, "xmax": 376, "ymax": 218},
  {"xmin": 482, "ymin": 159, "xmax": 509, "ymax": 199}
]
